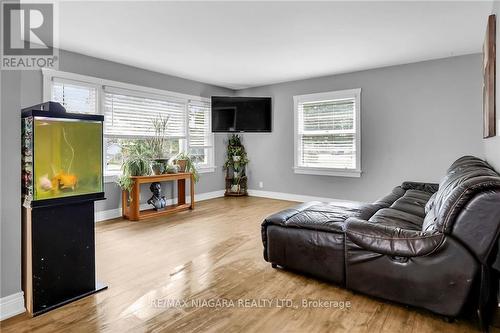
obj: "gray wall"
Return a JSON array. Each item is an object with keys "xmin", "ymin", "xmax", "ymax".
[
  {"xmin": 1, "ymin": 51, "xmax": 486, "ymax": 300},
  {"xmin": 1, "ymin": 70, "xmax": 22, "ymax": 298},
  {"xmin": 19, "ymin": 49, "xmax": 234, "ymax": 212},
  {"xmin": 237, "ymin": 54, "xmax": 484, "ymax": 202},
  {"xmin": 1, "ymin": 50, "xmax": 232, "ymax": 299},
  {"xmin": 485, "ymin": 3, "xmax": 500, "ymax": 172}
]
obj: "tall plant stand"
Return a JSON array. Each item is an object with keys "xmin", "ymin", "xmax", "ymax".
[
  {"xmin": 224, "ymin": 135, "xmax": 249, "ymax": 197},
  {"xmin": 224, "ymin": 166, "xmax": 248, "ymax": 196}
]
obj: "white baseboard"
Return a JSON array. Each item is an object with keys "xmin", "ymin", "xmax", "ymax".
[
  {"xmin": 95, "ymin": 190, "xmax": 225, "ymax": 222},
  {"xmin": 247, "ymin": 189, "xmax": 355, "ymax": 204},
  {"xmin": 0, "ymin": 292, "xmax": 25, "ymax": 321},
  {"xmin": 95, "ymin": 189, "xmax": 355, "ymax": 222}
]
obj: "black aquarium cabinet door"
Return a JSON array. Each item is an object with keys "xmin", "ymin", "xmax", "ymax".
[{"xmin": 31, "ymin": 201, "xmax": 96, "ymax": 314}]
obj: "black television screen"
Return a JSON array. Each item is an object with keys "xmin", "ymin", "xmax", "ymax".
[{"xmin": 211, "ymin": 96, "xmax": 272, "ymax": 132}]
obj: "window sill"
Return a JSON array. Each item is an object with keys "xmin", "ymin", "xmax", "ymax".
[
  {"xmin": 104, "ymin": 166, "xmax": 216, "ymax": 183},
  {"xmin": 104, "ymin": 174, "xmax": 120, "ymax": 183},
  {"xmin": 198, "ymin": 166, "xmax": 217, "ymax": 174},
  {"xmin": 293, "ymin": 167, "xmax": 362, "ymax": 178}
]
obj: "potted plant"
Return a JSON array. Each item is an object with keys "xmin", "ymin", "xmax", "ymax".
[
  {"xmin": 146, "ymin": 114, "xmax": 171, "ymax": 171},
  {"xmin": 151, "ymin": 160, "xmax": 164, "ymax": 175},
  {"xmin": 230, "ymin": 176, "xmax": 241, "ymax": 193},
  {"xmin": 116, "ymin": 140, "xmax": 152, "ymax": 201},
  {"xmin": 175, "ymin": 156, "xmax": 188, "ymax": 173},
  {"xmin": 174, "ymin": 152, "xmax": 199, "ymax": 182},
  {"xmin": 224, "ymin": 135, "xmax": 248, "ymax": 169},
  {"xmin": 164, "ymin": 164, "xmax": 179, "ymax": 174}
]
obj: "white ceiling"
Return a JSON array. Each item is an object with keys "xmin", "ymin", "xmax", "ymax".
[{"xmin": 57, "ymin": 1, "xmax": 493, "ymax": 90}]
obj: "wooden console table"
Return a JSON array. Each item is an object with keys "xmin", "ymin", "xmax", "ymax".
[{"xmin": 121, "ymin": 173, "xmax": 194, "ymax": 221}]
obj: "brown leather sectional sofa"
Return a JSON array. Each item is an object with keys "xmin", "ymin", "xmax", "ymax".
[{"xmin": 261, "ymin": 156, "xmax": 500, "ymax": 326}]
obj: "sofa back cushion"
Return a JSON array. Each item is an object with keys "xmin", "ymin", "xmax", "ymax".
[
  {"xmin": 424, "ymin": 192, "xmax": 437, "ymax": 214},
  {"xmin": 423, "ymin": 156, "xmax": 500, "ymax": 232},
  {"xmin": 452, "ymin": 190, "xmax": 500, "ymax": 265}
]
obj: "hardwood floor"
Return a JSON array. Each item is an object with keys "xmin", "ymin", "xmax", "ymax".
[{"xmin": 1, "ymin": 196, "xmax": 497, "ymax": 333}]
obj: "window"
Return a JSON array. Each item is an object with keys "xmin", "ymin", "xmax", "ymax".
[
  {"xmin": 51, "ymin": 79, "xmax": 97, "ymax": 114},
  {"xmin": 104, "ymin": 88, "xmax": 186, "ymax": 138},
  {"xmin": 294, "ymin": 89, "xmax": 361, "ymax": 177},
  {"xmin": 43, "ymin": 69, "xmax": 216, "ymax": 180},
  {"xmin": 103, "ymin": 88, "xmax": 187, "ymax": 173},
  {"xmin": 188, "ymin": 100, "xmax": 213, "ymax": 167}
]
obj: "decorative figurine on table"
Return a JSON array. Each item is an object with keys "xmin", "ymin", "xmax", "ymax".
[{"xmin": 147, "ymin": 182, "xmax": 167, "ymax": 211}]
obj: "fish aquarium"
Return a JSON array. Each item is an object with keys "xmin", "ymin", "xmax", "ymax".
[{"xmin": 22, "ymin": 109, "xmax": 104, "ymax": 203}]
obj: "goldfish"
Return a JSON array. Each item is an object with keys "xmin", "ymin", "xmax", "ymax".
[{"xmin": 51, "ymin": 172, "xmax": 78, "ymax": 191}]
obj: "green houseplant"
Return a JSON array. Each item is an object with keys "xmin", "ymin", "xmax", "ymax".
[
  {"xmin": 146, "ymin": 115, "xmax": 172, "ymax": 174},
  {"xmin": 150, "ymin": 160, "xmax": 165, "ymax": 175},
  {"xmin": 147, "ymin": 114, "xmax": 170, "ymax": 157},
  {"xmin": 174, "ymin": 152, "xmax": 199, "ymax": 183},
  {"xmin": 224, "ymin": 135, "xmax": 249, "ymax": 170},
  {"xmin": 116, "ymin": 140, "xmax": 153, "ymax": 200}
]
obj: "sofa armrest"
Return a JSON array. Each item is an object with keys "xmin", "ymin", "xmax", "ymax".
[
  {"xmin": 344, "ymin": 217, "xmax": 444, "ymax": 257},
  {"xmin": 401, "ymin": 181, "xmax": 439, "ymax": 193}
]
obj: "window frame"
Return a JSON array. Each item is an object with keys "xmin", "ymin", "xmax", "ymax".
[
  {"xmin": 293, "ymin": 88, "xmax": 362, "ymax": 177},
  {"xmin": 42, "ymin": 69, "xmax": 216, "ymax": 183}
]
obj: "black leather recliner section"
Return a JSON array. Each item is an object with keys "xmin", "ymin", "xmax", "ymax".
[
  {"xmin": 262, "ymin": 156, "xmax": 500, "ymax": 319},
  {"xmin": 267, "ymin": 226, "xmax": 345, "ymax": 284},
  {"xmin": 345, "ymin": 237, "xmax": 478, "ymax": 316}
]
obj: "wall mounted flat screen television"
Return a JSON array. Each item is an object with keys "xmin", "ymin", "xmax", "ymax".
[{"xmin": 211, "ymin": 96, "xmax": 272, "ymax": 132}]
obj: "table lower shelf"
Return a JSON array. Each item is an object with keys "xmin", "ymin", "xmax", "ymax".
[
  {"xmin": 124, "ymin": 203, "xmax": 192, "ymax": 221},
  {"xmin": 121, "ymin": 173, "xmax": 195, "ymax": 221}
]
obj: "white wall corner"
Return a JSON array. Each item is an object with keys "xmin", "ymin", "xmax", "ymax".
[{"xmin": 0, "ymin": 292, "xmax": 25, "ymax": 321}]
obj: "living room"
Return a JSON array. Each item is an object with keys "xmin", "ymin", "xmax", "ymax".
[{"xmin": 1, "ymin": 1, "xmax": 500, "ymax": 332}]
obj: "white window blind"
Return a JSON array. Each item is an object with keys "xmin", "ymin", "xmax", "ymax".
[
  {"xmin": 295, "ymin": 89, "xmax": 361, "ymax": 175},
  {"xmin": 103, "ymin": 88, "xmax": 186, "ymax": 138},
  {"xmin": 188, "ymin": 100, "xmax": 211, "ymax": 148},
  {"xmin": 51, "ymin": 79, "xmax": 97, "ymax": 114},
  {"xmin": 44, "ymin": 69, "xmax": 216, "ymax": 177}
]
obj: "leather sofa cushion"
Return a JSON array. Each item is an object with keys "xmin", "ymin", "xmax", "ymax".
[
  {"xmin": 401, "ymin": 181, "xmax": 439, "ymax": 193},
  {"xmin": 374, "ymin": 186, "xmax": 405, "ymax": 208},
  {"xmin": 425, "ymin": 192, "xmax": 437, "ymax": 214},
  {"xmin": 390, "ymin": 190, "xmax": 432, "ymax": 218},
  {"xmin": 368, "ymin": 208, "xmax": 423, "ymax": 230},
  {"xmin": 404, "ymin": 189, "xmax": 434, "ymax": 201},
  {"xmin": 263, "ymin": 201, "xmax": 378, "ymax": 233}
]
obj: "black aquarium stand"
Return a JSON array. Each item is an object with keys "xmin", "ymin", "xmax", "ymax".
[{"xmin": 23, "ymin": 196, "xmax": 107, "ymax": 316}]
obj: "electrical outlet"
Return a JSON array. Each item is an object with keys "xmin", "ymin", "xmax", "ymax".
[{"xmin": 259, "ymin": 181, "xmax": 264, "ymax": 188}]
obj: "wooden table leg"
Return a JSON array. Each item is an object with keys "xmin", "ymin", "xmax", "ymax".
[
  {"xmin": 190, "ymin": 174, "xmax": 195, "ymax": 209},
  {"xmin": 178, "ymin": 179, "xmax": 186, "ymax": 205},
  {"xmin": 129, "ymin": 180, "xmax": 140, "ymax": 221},
  {"xmin": 121, "ymin": 190, "xmax": 128, "ymax": 218}
]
